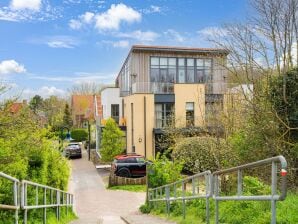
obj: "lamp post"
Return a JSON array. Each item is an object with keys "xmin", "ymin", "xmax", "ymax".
[{"xmin": 83, "ymin": 120, "xmax": 91, "ymax": 161}]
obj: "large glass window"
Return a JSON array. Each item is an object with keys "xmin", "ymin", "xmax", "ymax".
[
  {"xmin": 155, "ymin": 103, "xmax": 174, "ymax": 128},
  {"xmin": 186, "ymin": 102, "xmax": 194, "ymax": 127},
  {"xmin": 111, "ymin": 104, "xmax": 120, "ymax": 124},
  {"xmin": 186, "ymin": 58, "xmax": 195, "ymax": 83},
  {"xmin": 149, "ymin": 57, "xmax": 213, "ymax": 86}
]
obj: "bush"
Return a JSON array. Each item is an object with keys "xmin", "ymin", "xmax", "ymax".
[
  {"xmin": 71, "ymin": 128, "xmax": 88, "ymax": 142},
  {"xmin": 148, "ymin": 153, "xmax": 183, "ymax": 188},
  {"xmin": 172, "ymin": 136, "xmax": 237, "ymax": 173},
  {"xmin": 139, "ymin": 203, "xmax": 152, "ymax": 214},
  {"xmin": 100, "ymin": 118, "xmax": 125, "ymax": 162}
]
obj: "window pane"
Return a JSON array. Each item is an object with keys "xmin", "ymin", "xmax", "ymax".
[
  {"xmin": 178, "ymin": 69, "xmax": 185, "ymax": 83},
  {"xmin": 196, "ymin": 59, "xmax": 204, "ymax": 67},
  {"xmin": 168, "ymin": 68, "xmax": 176, "ymax": 83},
  {"xmin": 151, "ymin": 57, "xmax": 159, "ymax": 66},
  {"xmin": 160, "ymin": 68, "xmax": 167, "ymax": 82},
  {"xmin": 168, "ymin": 58, "xmax": 176, "ymax": 66},
  {"xmin": 186, "ymin": 102, "xmax": 194, "ymax": 110},
  {"xmin": 187, "ymin": 58, "xmax": 194, "ymax": 66},
  {"xmin": 187, "ymin": 68, "xmax": 194, "ymax": 83},
  {"xmin": 205, "ymin": 59, "xmax": 212, "ymax": 67},
  {"xmin": 196, "ymin": 70, "xmax": 205, "ymax": 83},
  {"xmin": 150, "ymin": 68, "xmax": 159, "ymax": 82},
  {"xmin": 178, "ymin": 58, "xmax": 185, "ymax": 66},
  {"xmin": 160, "ymin": 57, "xmax": 167, "ymax": 66}
]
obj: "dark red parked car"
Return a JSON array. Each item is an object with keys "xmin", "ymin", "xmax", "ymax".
[{"xmin": 111, "ymin": 154, "xmax": 147, "ymax": 178}]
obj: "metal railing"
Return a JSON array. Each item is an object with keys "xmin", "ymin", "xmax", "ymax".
[
  {"xmin": 148, "ymin": 171, "xmax": 212, "ymax": 223},
  {"xmin": 147, "ymin": 156, "xmax": 288, "ymax": 224},
  {"xmin": 0, "ymin": 172, "xmax": 74, "ymax": 224},
  {"xmin": 213, "ymin": 155, "xmax": 287, "ymax": 224},
  {"xmin": 0, "ymin": 172, "xmax": 19, "ymax": 224}
]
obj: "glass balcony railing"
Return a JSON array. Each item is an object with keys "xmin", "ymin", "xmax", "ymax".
[{"xmin": 132, "ymin": 82, "xmax": 174, "ymax": 94}]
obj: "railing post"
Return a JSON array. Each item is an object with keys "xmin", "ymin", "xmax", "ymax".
[
  {"xmin": 237, "ymin": 169, "xmax": 243, "ymax": 196},
  {"xmin": 182, "ymin": 181, "xmax": 186, "ymax": 219},
  {"xmin": 165, "ymin": 186, "xmax": 170, "ymax": 216},
  {"xmin": 214, "ymin": 175, "xmax": 219, "ymax": 224},
  {"xmin": 13, "ymin": 181, "xmax": 18, "ymax": 224},
  {"xmin": 43, "ymin": 188, "xmax": 47, "ymax": 224},
  {"xmin": 205, "ymin": 174, "xmax": 210, "ymax": 224},
  {"xmin": 23, "ymin": 182, "xmax": 28, "ymax": 224},
  {"xmin": 271, "ymin": 161, "xmax": 277, "ymax": 224},
  {"xmin": 56, "ymin": 191, "xmax": 60, "ymax": 221}
]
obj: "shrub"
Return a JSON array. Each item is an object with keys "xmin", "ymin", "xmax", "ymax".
[
  {"xmin": 71, "ymin": 128, "xmax": 88, "ymax": 142},
  {"xmin": 139, "ymin": 203, "xmax": 152, "ymax": 214},
  {"xmin": 100, "ymin": 118, "xmax": 125, "ymax": 162},
  {"xmin": 172, "ymin": 136, "xmax": 238, "ymax": 173},
  {"xmin": 148, "ymin": 153, "xmax": 183, "ymax": 188}
]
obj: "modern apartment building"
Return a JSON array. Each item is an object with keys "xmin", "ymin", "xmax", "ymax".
[{"xmin": 115, "ymin": 45, "xmax": 229, "ymax": 158}]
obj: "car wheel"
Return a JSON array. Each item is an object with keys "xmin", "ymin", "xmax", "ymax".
[{"xmin": 118, "ymin": 169, "xmax": 131, "ymax": 178}]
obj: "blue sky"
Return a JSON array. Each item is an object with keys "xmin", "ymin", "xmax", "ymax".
[{"xmin": 0, "ymin": 0, "xmax": 248, "ymax": 99}]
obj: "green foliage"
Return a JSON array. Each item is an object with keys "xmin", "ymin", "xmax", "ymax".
[
  {"xmin": 29, "ymin": 95, "xmax": 43, "ymax": 113},
  {"xmin": 63, "ymin": 103, "xmax": 73, "ymax": 127},
  {"xmin": 100, "ymin": 118, "xmax": 125, "ymax": 162},
  {"xmin": 148, "ymin": 153, "xmax": 183, "ymax": 188},
  {"xmin": 269, "ymin": 67, "xmax": 298, "ymax": 141},
  {"xmin": 172, "ymin": 136, "xmax": 238, "ymax": 173},
  {"xmin": 0, "ymin": 100, "xmax": 71, "ymax": 222},
  {"xmin": 71, "ymin": 128, "xmax": 88, "ymax": 142},
  {"xmin": 139, "ymin": 203, "xmax": 152, "ymax": 214}
]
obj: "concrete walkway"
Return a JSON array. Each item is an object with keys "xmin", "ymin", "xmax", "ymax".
[
  {"xmin": 68, "ymin": 150, "xmax": 175, "ymax": 224},
  {"xmin": 69, "ymin": 150, "xmax": 145, "ymax": 224}
]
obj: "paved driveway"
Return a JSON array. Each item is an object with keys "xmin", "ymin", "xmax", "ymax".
[{"xmin": 69, "ymin": 150, "xmax": 145, "ymax": 224}]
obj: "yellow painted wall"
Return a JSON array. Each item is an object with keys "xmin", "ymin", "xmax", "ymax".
[
  {"xmin": 174, "ymin": 84, "xmax": 205, "ymax": 127},
  {"xmin": 123, "ymin": 94, "xmax": 155, "ymax": 158}
]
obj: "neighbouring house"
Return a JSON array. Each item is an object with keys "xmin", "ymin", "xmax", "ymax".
[
  {"xmin": 115, "ymin": 45, "xmax": 229, "ymax": 158},
  {"xmin": 9, "ymin": 100, "xmax": 27, "ymax": 114},
  {"xmin": 94, "ymin": 87, "xmax": 126, "ymax": 154},
  {"xmin": 71, "ymin": 95, "xmax": 102, "ymax": 127}
]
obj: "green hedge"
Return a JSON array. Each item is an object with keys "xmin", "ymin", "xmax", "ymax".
[{"xmin": 71, "ymin": 128, "xmax": 88, "ymax": 142}]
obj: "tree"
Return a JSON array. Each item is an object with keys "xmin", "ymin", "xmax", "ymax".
[
  {"xmin": 68, "ymin": 82, "xmax": 109, "ymax": 95},
  {"xmin": 100, "ymin": 118, "xmax": 124, "ymax": 162},
  {"xmin": 63, "ymin": 103, "xmax": 73, "ymax": 127},
  {"xmin": 70, "ymin": 128, "xmax": 88, "ymax": 142},
  {"xmin": 42, "ymin": 96, "xmax": 67, "ymax": 128},
  {"xmin": 29, "ymin": 95, "xmax": 43, "ymax": 113}
]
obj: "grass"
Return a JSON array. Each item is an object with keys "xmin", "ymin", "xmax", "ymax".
[{"xmin": 108, "ymin": 184, "xmax": 146, "ymax": 192}]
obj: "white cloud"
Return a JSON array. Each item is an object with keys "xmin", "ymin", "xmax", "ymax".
[
  {"xmin": 95, "ymin": 3, "xmax": 141, "ymax": 30},
  {"xmin": 0, "ymin": 60, "xmax": 26, "ymax": 75},
  {"xmin": 0, "ymin": 1, "xmax": 61, "ymax": 22},
  {"xmin": 70, "ymin": 4, "xmax": 141, "ymax": 31},
  {"xmin": 10, "ymin": 0, "xmax": 41, "ymax": 11},
  {"xmin": 29, "ymin": 36, "xmax": 80, "ymax": 49},
  {"xmin": 117, "ymin": 30, "xmax": 159, "ymax": 42},
  {"xmin": 143, "ymin": 5, "xmax": 162, "ymax": 14},
  {"xmin": 164, "ymin": 29, "xmax": 185, "ymax": 42},
  {"xmin": 100, "ymin": 40, "xmax": 130, "ymax": 48},
  {"xmin": 23, "ymin": 86, "xmax": 66, "ymax": 98},
  {"xmin": 69, "ymin": 19, "xmax": 82, "ymax": 30}
]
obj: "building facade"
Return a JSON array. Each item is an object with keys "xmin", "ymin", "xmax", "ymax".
[{"xmin": 115, "ymin": 45, "xmax": 229, "ymax": 158}]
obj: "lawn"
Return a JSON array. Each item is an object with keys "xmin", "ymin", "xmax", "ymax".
[{"xmin": 108, "ymin": 185, "xmax": 146, "ymax": 192}]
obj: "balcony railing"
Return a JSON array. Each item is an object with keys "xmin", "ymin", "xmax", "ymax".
[{"xmin": 132, "ymin": 82, "xmax": 174, "ymax": 94}]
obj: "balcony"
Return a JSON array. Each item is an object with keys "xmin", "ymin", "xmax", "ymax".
[{"xmin": 132, "ymin": 82, "xmax": 174, "ymax": 94}]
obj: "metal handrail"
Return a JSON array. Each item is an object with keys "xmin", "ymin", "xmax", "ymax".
[
  {"xmin": 148, "ymin": 170, "xmax": 212, "ymax": 223},
  {"xmin": 0, "ymin": 172, "xmax": 20, "ymax": 224},
  {"xmin": 213, "ymin": 155, "xmax": 287, "ymax": 224},
  {"xmin": 0, "ymin": 172, "xmax": 74, "ymax": 224},
  {"xmin": 21, "ymin": 180, "xmax": 74, "ymax": 224}
]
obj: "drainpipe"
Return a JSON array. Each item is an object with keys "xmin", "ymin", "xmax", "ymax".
[{"xmin": 144, "ymin": 96, "xmax": 147, "ymax": 158}]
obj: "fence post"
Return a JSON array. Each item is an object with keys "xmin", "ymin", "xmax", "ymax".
[
  {"xmin": 205, "ymin": 174, "xmax": 210, "ymax": 224},
  {"xmin": 182, "ymin": 181, "xmax": 186, "ymax": 219},
  {"xmin": 271, "ymin": 161, "xmax": 277, "ymax": 224},
  {"xmin": 165, "ymin": 186, "xmax": 170, "ymax": 216},
  {"xmin": 43, "ymin": 189, "xmax": 47, "ymax": 224},
  {"xmin": 214, "ymin": 175, "xmax": 219, "ymax": 224},
  {"xmin": 13, "ymin": 181, "xmax": 18, "ymax": 224}
]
